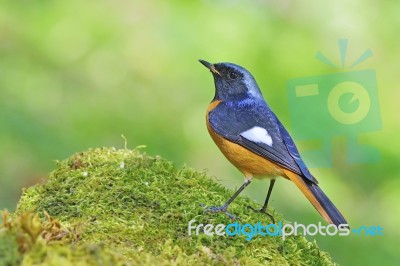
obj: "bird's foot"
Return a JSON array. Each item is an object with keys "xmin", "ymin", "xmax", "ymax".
[
  {"xmin": 202, "ymin": 205, "xmax": 240, "ymax": 220},
  {"xmin": 246, "ymin": 205, "xmax": 275, "ymax": 223}
]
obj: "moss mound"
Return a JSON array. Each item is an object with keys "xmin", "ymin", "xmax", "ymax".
[{"xmin": 0, "ymin": 147, "xmax": 336, "ymax": 265}]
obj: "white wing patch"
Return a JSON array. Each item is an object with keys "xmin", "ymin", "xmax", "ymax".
[{"xmin": 240, "ymin": 126, "xmax": 273, "ymax": 146}]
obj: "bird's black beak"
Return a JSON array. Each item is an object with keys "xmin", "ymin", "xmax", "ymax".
[{"xmin": 199, "ymin": 59, "xmax": 220, "ymax": 76}]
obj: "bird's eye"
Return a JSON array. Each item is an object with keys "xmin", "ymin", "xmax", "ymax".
[{"xmin": 228, "ymin": 71, "xmax": 238, "ymax": 80}]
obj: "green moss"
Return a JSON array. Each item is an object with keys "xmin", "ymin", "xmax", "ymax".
[
  {"xmin": 0, "ymin": 230, "xmax": 21, "ymax": 266},
  {"xmin": 1, "ymin": 147, "xmax": 337, "ymax": 265}
]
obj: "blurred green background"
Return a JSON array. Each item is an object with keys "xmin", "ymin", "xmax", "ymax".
[{"xmin": 1, "ymin": 1, "xmax": 398, "ymax": 265}]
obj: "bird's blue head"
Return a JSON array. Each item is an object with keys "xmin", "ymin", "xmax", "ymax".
[{"xmin": 199, "ymin": 60, "xmax": 264, "ymax": 102}]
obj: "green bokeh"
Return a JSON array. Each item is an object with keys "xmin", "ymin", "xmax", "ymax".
[{"xmin": 1, "ymin": 1, "xmax": 399, "ymax": 265}]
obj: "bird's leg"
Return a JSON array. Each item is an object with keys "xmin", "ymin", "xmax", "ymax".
[
  {"xmin": 260, "ymin": 179, "xmax": 275, "ymax": 212},
  {"xmin": 247, "ymin": 179, "xmax": 275, "ymax": 223},
  {"xmin": 203, "ymin": 179, "xmax": 251, "ymax": 220}
]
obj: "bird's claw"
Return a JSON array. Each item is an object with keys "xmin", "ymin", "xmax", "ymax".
[
  {"xmin": 246, "ymin": 205, "xmax": 275, "ymax": 223},
  {"xmin": 202, "ymin": 205, "xmax": 240, "ymax": 220}
]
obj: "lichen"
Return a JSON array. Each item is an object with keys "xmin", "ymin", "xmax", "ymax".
[{"xmin": 0, "ymin": 147, "xmax": 336, "ymax": 265}]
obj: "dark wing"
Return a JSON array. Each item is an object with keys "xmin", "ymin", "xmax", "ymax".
[
  {"xmin": 271, "ymin": 112, "xmax": 317, "ymax": 183},
  {"xmin": 209, "ymin": 101, "xmax": 317, "ymax": 184}
]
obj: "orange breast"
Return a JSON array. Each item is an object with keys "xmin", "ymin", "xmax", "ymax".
[{"xmin": 206, "ymin": 101, "xmax": 285, "ymax": 179}]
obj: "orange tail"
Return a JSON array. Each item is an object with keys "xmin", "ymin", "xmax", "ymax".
[{"xmin": 283, "ymin": 169, "xmax": 347, "ymax": 226}]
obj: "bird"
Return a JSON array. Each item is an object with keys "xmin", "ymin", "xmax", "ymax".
[{"xmin": 199, "ymin": 59, "xmax": 347, "ymax": 226}]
